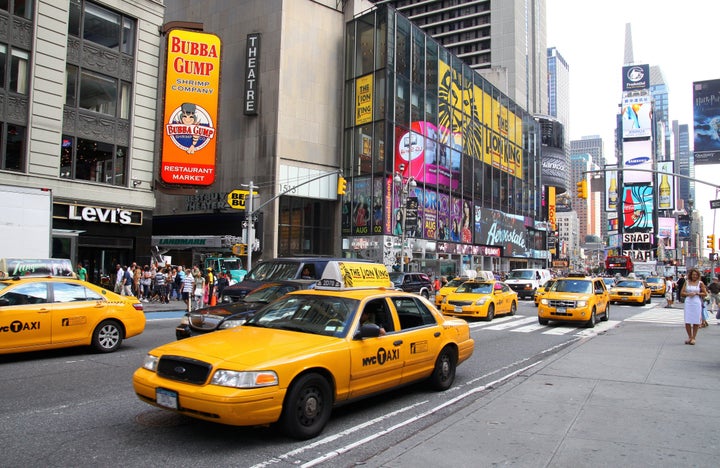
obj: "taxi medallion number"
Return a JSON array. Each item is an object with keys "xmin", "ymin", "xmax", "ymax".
[
  {"xmin": 556, "ymin": 307, "xmax": 566, "ymax": 314},
  {"xmin": 156, "ymin": 388, "xmax": 178, "ymax": 409},
  {"xmin": 454, "ymin": 306, "xmax": 462, "ymax": 313}
]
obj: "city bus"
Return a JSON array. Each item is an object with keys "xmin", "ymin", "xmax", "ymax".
[{"xmin": 605, "ymin": 255, "xmax": 634, "ymax": 277}]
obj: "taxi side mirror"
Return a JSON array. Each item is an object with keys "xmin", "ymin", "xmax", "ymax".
[{"xmin": 355, "ymin": 323, "xmax": 381, "ymax": 339}]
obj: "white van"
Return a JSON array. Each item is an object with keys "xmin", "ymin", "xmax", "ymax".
[{"xmin": 505, "ymin": 268, "xmax": 552, "ymax": 299}]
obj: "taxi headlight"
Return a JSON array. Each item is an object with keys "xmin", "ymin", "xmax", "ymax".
[
  {"xmin": 218, "ymin": 318, "xmax": 246, "ymax": 329},
  {"xmin": 142, "ymin": 354, "xmax": 159, "ymax": 372},
  {"xmin": 576, "ymin": 300, "xmax": 588, "ymax": 308},
  {"xmin": 475, "ymin": 297, "xmax": 489, "ymax": 305},
  {"xmin": 540, "ymin": 298, "xmax": 549, "ymax": 305},
  {"xmin": 211, "ymin": 370, "xmax": 279, "ymax": 388},
  {"xmin": 441, "ymin": 296, "xmax": 448, "ymax": 304}
]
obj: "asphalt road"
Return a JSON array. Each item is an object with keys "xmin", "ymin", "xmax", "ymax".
[{"xmin": 0, "ymin": 297, "xmax": 670, "ymax": 467}]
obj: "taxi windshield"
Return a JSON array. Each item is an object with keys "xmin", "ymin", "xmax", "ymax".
[
  {"xmin": 552, "ymin": 279, "xmax": 592, "ymax": 294},
  {"xmin": 645, "ymin": 277, "xmax": 662, "ymax": 284},
  {"xmin": 616, "ymin": 280, "xmax": 643, "ymax": 288},
  {"xmin": 245, "ymin": 294, "xmax": 358, "ymax": 338},
  {"xmin": 446, "ymin": 278, "xmax": 469, "ymax": 288},
  {"xmin": 455, "ymin": 282, "xmax": 493, "ymax": 294}
]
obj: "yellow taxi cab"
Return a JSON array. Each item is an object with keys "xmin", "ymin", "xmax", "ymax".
[
  {"xmin": 434, "ymin": 276, "xmax": 470, "ymax": 306},
  {"xmin": 608, "ymin": 278, "xmax": 652, "ymax": 305},
  {"xmin": 644, "ymin": 276, "xmax": 666, "ymax": 297},
  {"xmin": 533, "ymin": 278, "xmax": 557, "ymax": 306},
  {"xmin": 537, "ymin": 274, "xmax": 610, "ymax": 328},
  {"xmin": 133, "ymin": 261, "xmax": 474, "ymax": 440},
  {"xmin": 440, "ymin": 280, "xmax": 518, "ymax": 321},
  {"xmin": 0, "ymin": 275, "xmax": 145, "ymax": 354}
]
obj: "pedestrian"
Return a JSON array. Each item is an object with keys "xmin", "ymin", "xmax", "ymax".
[
  {"xmin": 216, "ymin": 271, "xmax": 229, "ymax": 299},
  {"xmin": 114, "ymin": 264, "xmax": 124, "ymax": 294},
  {"xmin": 121, "ymin": 265, "xmax": 133, "ymax": 296},
  {"xmin": 140, "ymin": 265, "xmax": 152, "ymax": 301},
  {"xmin": 680, "ymin": 268, "xmax": 707, "ymax": 345},
  {"xmin": 76, "ymin": 262, "xmax": 88, "ymax": 282},
  {"xmin": 206, "ymin": 267, "xmax": 215, "ymax": 304},
  {"xmin": 132, "ymin": 262, "xmax": 141, "ymax": 296},
  {"xmin": 193, "ymin": 270, "xmax": 206, "ymax": 309},
  {"xmin": 663, "ymin": 276, "xmax": 674, "ymax": 308},
  {"xmin": 707, "ymin": 276, "xmax": 720, "ymax": 317},
  {"xmin": 181, "ymin": 268, "xmax": 195, "ymax": 310},
  {"xmin": 154, "ymin": 267, "xmax": 169, "ymax": 303},
  {"xmin": 675, "ymin": 274, "xmax": 685, "ymax": 303}
]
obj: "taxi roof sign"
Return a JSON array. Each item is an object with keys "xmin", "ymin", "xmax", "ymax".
[{"xmin": 316, "ymin": 261, "xmax": 393, "ymax": 290}]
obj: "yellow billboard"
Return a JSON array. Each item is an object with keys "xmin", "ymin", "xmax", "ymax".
[
  {"xmin": 355, "ymin": 74, "xmax": 373, "ymax": 125},
  {"xmin": 161, "ymin": 29, "xmax": 222, "ymax": 186}
]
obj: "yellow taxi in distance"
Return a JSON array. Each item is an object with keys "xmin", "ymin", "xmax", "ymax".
[
  {"xmin": 133, "ymin": 261, "xmax": 474, "ymax": 440},
  {"xmin": 0, "ymin": 275, "xmax": 145, "ymax": 354},
  {"xmin": 434, "ymin": 276, "xmax": 470, "ymax": 306},
  {"xmin": 609, "ymin": 278, "xmax": 652, "ymax": 305},
  {"xmin": 534, "ymin": 278, "xmax": 557, "ymax": 307},
  {"xmin": 538, "ymin": 275, "xmax": 610, "ymax": 328},
  {"xmin": 644, "ymin": 276, "xmax": 666, "ymax": 296},
  {"xmin": 440, "ymin": 280, "xmax": 517, "ymax": 321}
]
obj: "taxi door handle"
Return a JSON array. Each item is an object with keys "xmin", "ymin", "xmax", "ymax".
[
  {"xmin": 434, "ymin": 332, "xmax": 441, "ymax": 337},
  {"xmin": 37, "ymin": 308, "xmax": 51, "ymax": 313},
  {"xmin": 393, "ymin": 340, "xmax": 403, "ymax": 346}
]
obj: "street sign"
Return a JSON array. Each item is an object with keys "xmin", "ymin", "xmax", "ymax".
[
  {"xmin": 226, "ymin": 189, "xmax": 258, "ymax": 210},
  {"xmin": 710, "ymin": 199, "xmax": 720, "ymax": 209}
]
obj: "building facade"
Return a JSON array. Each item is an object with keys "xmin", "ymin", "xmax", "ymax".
[
  {"xmin": 342, "ymin": 6, "xmax": 547, "ymax": 277},
  {"xmin": 0, "ymin": 0, "xmax": 164, "ymax": 283}
]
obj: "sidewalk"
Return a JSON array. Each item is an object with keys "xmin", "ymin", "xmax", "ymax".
[
  {"xmin": 366, "ymin": 312, "xmax": 720, "ymax": 467},
  {"xmin": 141, "ymin": 298, "xmax": 189, "ymax": 313}
]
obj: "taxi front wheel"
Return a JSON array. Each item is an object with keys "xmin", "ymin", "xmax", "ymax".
[
  {"xmin": 92, "ymin": 320, "xmax": 123, "ymax": 353},
  {"xmin": 280, "ymin": 373, "xmax": 332, "ymax": 440},
  {"xmin": 428, "ymin": 346, "xmax": 457, "ymax": 391}
]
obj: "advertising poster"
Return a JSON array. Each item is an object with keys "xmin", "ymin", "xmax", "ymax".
[
  {"xmin": 474, "ymin": 207, "xmax": 529, "ymax": 257},
  {"xmin": 355, "ymin": 74, "xmax": 373, "ymax": 125},
  {"xmin": 161, "ymin": 29, "xmax": 221, "ymax": 186},
  {"xmin": 605, "ymin": 166, "xmax": 618, "ymax": 212},
  {"xmin": 656, "ymin": 161, "xmax": 675, "ymax": 211},
  {"xmin": 692, "ymin": 79, "xmax": 720, "ymax": 164},
  {"xmin": 657, "ymin": 217, "xmax": 676, "ymax": 250},
  {"xmin": 622, "ymin": 64, "xmax": 650, "ymax": 91},
  {"xmin": 622, "ymin": 139, "xmax": 653, "ymax": 184},
  {"xmin": 622, "ymin": 184, "xmax": 654, "ymax": 232},
  {"xmin": 394, "ymin": 122, "xmax": 460, "ymax": 189},
  {"xmin": 622, "ymin": 95, "xmax": 652, "ymax": 138}
]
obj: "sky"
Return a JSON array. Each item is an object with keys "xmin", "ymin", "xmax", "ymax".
[{"xmin": 546, "ymin": 0, "xmax": 720, "ymax": 250}]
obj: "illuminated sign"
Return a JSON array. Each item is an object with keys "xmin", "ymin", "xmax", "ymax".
[{"xmin": 161, "ymin": 29, "xmax": 222, "ymax": 186}]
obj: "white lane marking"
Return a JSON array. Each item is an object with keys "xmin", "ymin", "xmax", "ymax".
[
  {"xmin": 467, "ymin": 315, "xmax": 518, "ymax": 328},
  {"xmin": 511, "ymin": 323, "xmax": 547, "ymax": 333},
  {"xmin": 297, "ymin": 361, "xmax": 544, "ymax": 468},
  {"xmin": 484, "ymin": 316, "xmax": 538, "ymax": 330}
]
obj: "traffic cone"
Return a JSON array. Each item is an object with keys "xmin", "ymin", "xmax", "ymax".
[{"xmin": 210, "ymin": 293, "xmax": 217, "ymax": 306}]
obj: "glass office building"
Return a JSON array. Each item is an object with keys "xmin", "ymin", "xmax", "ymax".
[{"xmin": 342, "ymin": 6, "xmax": 547, "ymax": 277}]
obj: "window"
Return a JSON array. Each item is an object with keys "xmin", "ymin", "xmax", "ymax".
[
  {"xmin": 0, "ymin": 44, "xmax": 29, "ymax": 94},
  {"xmin": 0, "ymin": 0, "xmax": 33, "ymax": 20},
  {"xmin": 1, "ymin": 283, "xmax": 48, "ymax": 306},
  {"xmin": 53, "ymin": 282, "xmax": 103, "ymax": 303},
  {"xmin": 2, "ymin": 124, "xmax": 25, "ymax": 171},
  {"xmin": 69, "ymin": 0, "xmax": 135, "ymax": 56},
  {"xmin": 60, "ymin": 135, "xmax": 127, "ymax": 186}
]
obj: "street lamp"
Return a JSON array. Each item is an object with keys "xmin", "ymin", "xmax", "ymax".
[{"xmin": 394, "ymin": 164, "xmax": 417, "ymax": 272}]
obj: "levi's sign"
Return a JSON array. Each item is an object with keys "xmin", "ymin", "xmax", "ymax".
[{"xmin": 710, "ymin": 199, "xmax": 720, "ymax": 209}]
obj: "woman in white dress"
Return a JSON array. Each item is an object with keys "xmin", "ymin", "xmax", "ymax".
[{"xmin": 680, "ymin": 268, "xmax": 707, "ymax": 345}]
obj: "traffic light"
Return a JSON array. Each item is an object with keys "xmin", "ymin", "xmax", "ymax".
[
  {"xmin": 707, "ymin": 234, "xmax": 716, "ymax": 252},
  {"xmin": 337, "ymin": 176, "xmax": 347, "ymax": 195},
  {"xmin": 231, "ymin": 243, "xmax": 247, "ymax": 256},
  {"xmin": 576, "ymin": 179, "xmax": 587, "ymax": 199}
]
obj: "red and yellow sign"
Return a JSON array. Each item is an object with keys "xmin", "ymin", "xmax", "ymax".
[{"xmin": 161, "ymin": 29, "xmax": 222, "ymax": 186}]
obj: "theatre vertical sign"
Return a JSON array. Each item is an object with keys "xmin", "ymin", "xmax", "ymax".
[{"xmin": 161, "ymin": 29, "xmax": 221, "ymax": 186}]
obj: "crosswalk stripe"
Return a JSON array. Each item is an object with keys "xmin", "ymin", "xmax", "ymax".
[{"xmin": 484, "ymin": 316, "xmax": 538, "ymax": 330}]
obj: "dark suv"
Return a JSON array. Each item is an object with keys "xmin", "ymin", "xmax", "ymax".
[
  {"xmin": 388, "ymin": 272, "xmax": 434, "ymax": 299},
  {"xmin": 221, "ymin": 257, "xmax": 356, "ymax": 302}
]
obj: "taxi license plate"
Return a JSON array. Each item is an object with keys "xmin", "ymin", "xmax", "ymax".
[
  {"xmin": 556, "ymin": 307, "xmax": 566, "ymax": 314},
  {"xmin": 156, "ymin": 388, "xmax": 178, "ymax": 409},
  {"xmin": 454, "ymin": 306, "xmax": 463, "ymax": 313}
]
